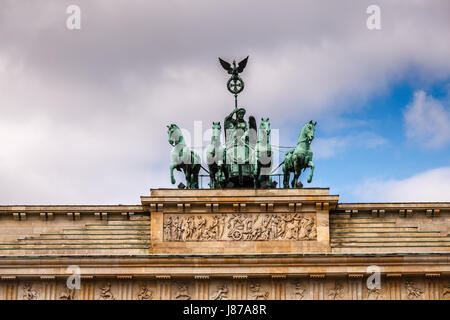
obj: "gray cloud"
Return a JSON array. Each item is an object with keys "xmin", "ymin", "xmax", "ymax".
[
  {"xmin": 0, "ymin": 0, "xmax": 449, "ymax": 203},
  {"xmin": 404, "ymin": 90, "xmax": 450, "ymax": 148}
]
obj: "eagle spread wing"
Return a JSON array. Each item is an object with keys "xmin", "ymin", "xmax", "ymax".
[
  {"xmin": 218, "ymin": 57, "xmax": 232, "ymax": 72},
  {"xmin": 237, "ymin": 56, "xmax": 249, "ymax": 73}
]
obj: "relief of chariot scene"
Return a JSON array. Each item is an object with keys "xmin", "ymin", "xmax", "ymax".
[{"xmin": 163, "ymin": 212, "xmax": 316, "ymax": 241}]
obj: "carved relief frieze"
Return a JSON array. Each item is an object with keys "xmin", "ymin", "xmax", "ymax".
[
  {"xmin": 442, "ymin": 282, "xmax": 450, "ymax": 300},
  {"xmin": 249, "ymin": 283, "xmax": 269, "ymax": 300},
  {"xmin": 367, "ymin": 287, "xmax": 384, "ymax": 300},
  {"xmin": 59, "ymin": 288, "xmax": 76, "ymax": 300},
  {"xmin": 1, "ymin": 276, "xmax": 449, "ymax": 300},
  {"xmin": 22, "ymin": 282, "xmax": 40, "ymax": 300},
  {"xmin": 163, "ymin": 212, "xmax": 316, "ymax": 241},
  {"xmin": 136, "ymin": 286, "xmax": 153, "ymax": 300},
  {"xmin": 404, "ymin": 281, "xmax": 424, "ymax": 300},
  {"xmin": 174, "ymin": 282, "xmax": 191, "ymax": 300},
  {"xmin": 328, "ymin": 281, "xmax": 344, "ymax": 300},
  {"xmin": 292, "ymin": 281, "xmax": 306, "ymax": 300},
  {"xmin": 98, "ymin": 282, "xmax": 116, "ymax": 300},
  {"xmin": 211, "ymin": 284, "xmax": 229, "ymax": 300}
]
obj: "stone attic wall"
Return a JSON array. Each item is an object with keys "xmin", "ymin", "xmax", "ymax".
[
  {"xmin": 331, "ymin": 203, "xmax": 450, "ymax": 253},
  {"xmin": 0, "ymin": 206, "xmax": 150, "ymax": 255}
]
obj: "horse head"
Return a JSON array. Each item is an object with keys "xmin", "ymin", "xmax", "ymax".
[
  {"xmin": 212, "ymin": 121, "xmax": 221, "ymax": 135},
  {"xmin": 300, "ymin": 120, "xmax": 316, "ymax": 145},
  {"xmin": 307, "ymin": 120, "xmax": 317, "ymax": 141},
  {"xmin": 259, "ymin": 118, "xmax": 271, "ymax": 136},
  {"xmin": 167, "ymin": 124, "xmax": 182, "ymax": 146}
]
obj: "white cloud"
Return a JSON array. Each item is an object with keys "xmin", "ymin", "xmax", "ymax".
[
  {"xmin": 404, "ymin": 90, "xmax": 450, "ymax": 148},
  {"xmin": 353, "ymin": 167, "xmax": 450, "ymax": 202},
  {"xmin": 314, "ymin": 132, "xmax": 387, "ymax": 159}
]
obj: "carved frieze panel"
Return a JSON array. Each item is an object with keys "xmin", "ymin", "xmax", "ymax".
[
  {"xmin": 442, "ymin": 281, "xmax": 450, "ymax": 300},
  {"xmin": 209, "ymin": 281, "xmax": 230, "ymax": 300},
  {"xmin": 172, "ymin": 281, "xmax": 193, "ymax": 300},
  {"xmin": 56, "ymin": 281, "xmax": 78, "ymax": 300},
  {"xmin": 326, "ymin": 280, "xmax": 346, "ymax": 300},
  {"xmin": 19, "ymin": 281, "xmax": 42, "ymax": 300},
  {"xmin": 402, "ymin": 279, "xmax": 424, "ymax": 300},
  {"xmin": 163, "ymin": 212, "xmax": 317, "ymax": 241},
  {"xmin": 134, "ymin": 281, "xmax": 155, "ymax": 300},
  {"xmin": 366, "ymin": 287, "xmax": 385, "ymax": 300},
  {"xmin": 0, "ymin": 276, "xmax": 449, "ymax": 300},
  {"xmin": 248, "ymin": 281, "xmax": 271, "ymax": 300},
  {"xmin": 96, "ymin": 281, "xmax": 117, "ymax": 300},
  {"xmin": 286, "ymin": 279, "xmax": 311, "ymax": 300}
]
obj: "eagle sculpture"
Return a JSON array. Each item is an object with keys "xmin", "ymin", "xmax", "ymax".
[{"xmin": 218, "ymin": 56, "xmax": 249, "ymax": 77}]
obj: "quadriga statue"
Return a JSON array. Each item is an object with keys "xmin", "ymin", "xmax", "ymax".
[
  {"xmin": 282, "ymin": 121, "xmax": 316, "ymax": 188},
  {"xmin": 167, "ymin": 124, "xmax": 201, "ymax": 189},
  {"xmin": 206, "ymin": 122, "xmax": 227, "ymax": 189}
]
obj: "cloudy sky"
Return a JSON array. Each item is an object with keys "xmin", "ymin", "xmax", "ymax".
[{"xmin": 0, "ymin": 0, "xmax": 449, "ymax": 204}]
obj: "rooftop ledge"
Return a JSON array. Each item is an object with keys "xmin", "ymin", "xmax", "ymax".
[
  {"xmin": 0, "ymin": 252, "xmax": 448, "ymax": 260},
  {"xmin": 147, "ymin": 187, "xmax": 333, "ymax": 197}
]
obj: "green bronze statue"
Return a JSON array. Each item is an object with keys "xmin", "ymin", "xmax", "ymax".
[
  {"xmin": 206, "ymin": 122, "xmax": 226, "ymax": 189},
  {"xmin": 252, "ymin": 118, "xmax": 272, "ymax": 188},
  {"xmin": 167, "ymin": 124, "xmax": 201, "ymax": 189},
  {"xmin": 165, "ymin": 57, "xmax": 318, "ymax": 190},
  {"xmin": 282, "ymin": 121, "xmax": 316, "ymax": 188},
  {"xmin": 219, "ymin": 56, "xmax": 248, "ymax": 108},
  {"xmin": 224, "ymin": 106, "xmax": 257, "ymax": 187}
]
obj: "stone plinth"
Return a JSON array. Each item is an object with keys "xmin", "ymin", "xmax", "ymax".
[{"xmin": 141, "ymin": 188, "xmax": 339, "ymax": 255}]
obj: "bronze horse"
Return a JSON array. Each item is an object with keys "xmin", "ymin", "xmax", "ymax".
[
  {"xmin": 167, "ymin": 124, "xmax": 201, "ymax": 189},
  {"xmin": 282, "ymin": 121, "xmax": 316, "ymax": 188}
]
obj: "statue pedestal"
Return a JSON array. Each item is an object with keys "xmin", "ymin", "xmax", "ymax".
[{"xmin": 141, "ymin": 188, "xmax": 338, "ymax": 255}]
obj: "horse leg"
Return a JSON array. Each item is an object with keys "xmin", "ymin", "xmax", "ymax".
[
  {"xmin": 209, "ymin": 166, "xmax": 216, "ymax": 189},
  {"xmin": 292, "ymin": 169, "xmax": 300, "ymax": 188},
  {"xmin": 307, "ymin": 161, "xmax": 314, "ymax": 183},
  {"xmin": 213, "ymin": 166, "xmax": 218, "ymax": 189},
  {"xmin": 282, "ymin": 165, "xmax": 290, "ymax": 188},
  {"xmin": 254, "ymin": 163, "xmax": 260, "ymax": 189},
  {"xmin": 191, "ymin": 175, "xmax": 196, "ymax": 189},
  {"xmin": 259, "ymin": 164, "xmax": 269, "ymax": 188},
  {"xmin": 192, "ymin": 165, "xmax": 200, "ymax": 189},
  {"xmin": 193, "ymin": 164, "xmax": 202, "ymax": 189},
  {"xmin": 185, "ymin": 167, "xmax": 192, "ymax": 189},
  {"xmin": 170, "ymin": 163, "xmax": 176, "ymax": 185},
  {"xmin": 292, "ymin": 160, "xmax": 300, "ymax": 188}
]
